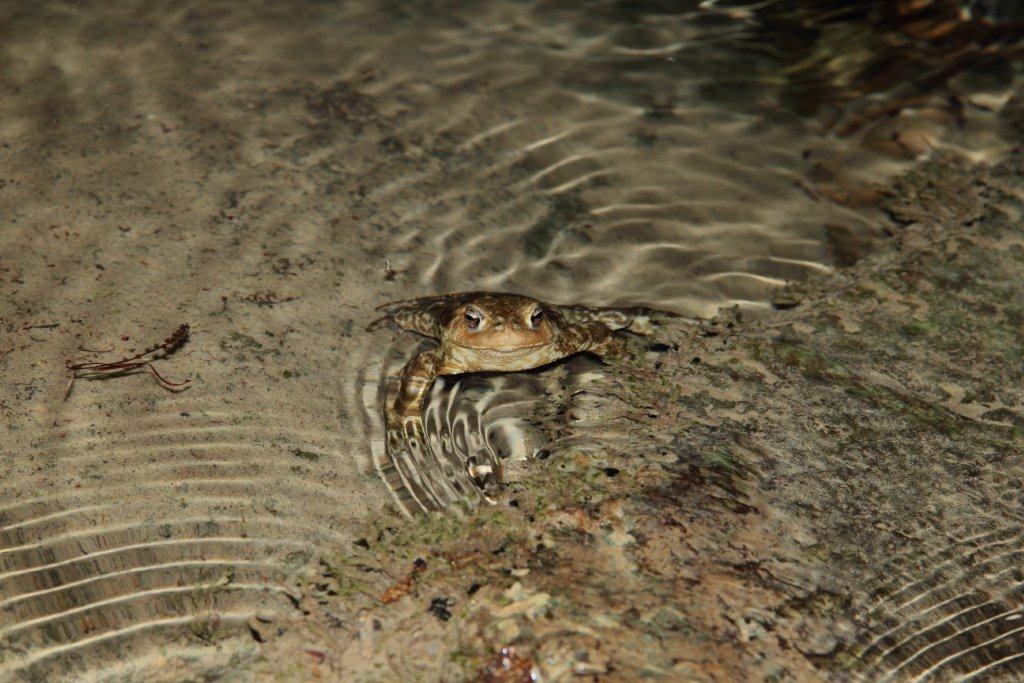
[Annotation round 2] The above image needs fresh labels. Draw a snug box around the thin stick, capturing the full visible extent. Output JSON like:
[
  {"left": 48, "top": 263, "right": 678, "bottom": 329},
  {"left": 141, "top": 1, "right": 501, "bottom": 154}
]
[{"left": 65, "top": 324, "right": 192, "bottom": 398}]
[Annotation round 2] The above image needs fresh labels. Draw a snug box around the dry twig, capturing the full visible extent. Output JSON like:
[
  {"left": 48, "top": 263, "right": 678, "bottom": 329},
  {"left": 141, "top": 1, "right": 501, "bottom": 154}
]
[{"left": 65, "top": 324, "right": 192, "bottom": 398}]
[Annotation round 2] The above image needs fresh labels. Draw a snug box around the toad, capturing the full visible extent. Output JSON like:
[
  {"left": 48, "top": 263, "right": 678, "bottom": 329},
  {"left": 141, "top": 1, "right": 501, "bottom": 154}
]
[{"left": 374, "top": 291, "right": 663, "bottom": 428}]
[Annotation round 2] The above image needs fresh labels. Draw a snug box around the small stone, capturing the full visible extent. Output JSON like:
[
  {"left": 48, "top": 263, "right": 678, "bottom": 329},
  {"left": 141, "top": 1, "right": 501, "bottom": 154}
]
[{"left": 428, "top": 597, "right": 453, "bottom": 621}]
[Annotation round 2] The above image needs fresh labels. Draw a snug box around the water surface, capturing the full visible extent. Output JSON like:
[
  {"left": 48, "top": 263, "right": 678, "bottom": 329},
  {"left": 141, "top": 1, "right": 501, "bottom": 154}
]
[{"left": 0, "top": 0, "right": 1020, "bottom": 679}]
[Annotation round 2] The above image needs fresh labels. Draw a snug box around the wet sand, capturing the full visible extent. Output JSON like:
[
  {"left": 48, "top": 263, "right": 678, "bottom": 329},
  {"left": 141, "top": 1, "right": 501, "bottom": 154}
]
[{"left": 1, "top": 1, "right": 1022, "bottom": 680}]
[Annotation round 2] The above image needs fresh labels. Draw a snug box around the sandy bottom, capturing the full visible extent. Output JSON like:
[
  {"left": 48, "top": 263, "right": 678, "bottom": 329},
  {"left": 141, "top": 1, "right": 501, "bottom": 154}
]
[{"left": 1, "top": 1, "right": 1021, "bottom": 680}]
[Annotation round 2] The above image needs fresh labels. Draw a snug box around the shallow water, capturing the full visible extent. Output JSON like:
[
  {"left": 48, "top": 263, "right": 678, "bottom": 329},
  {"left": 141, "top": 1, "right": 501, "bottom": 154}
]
[{"left": 1, "top": 0, "right": 1021, "bottom": 679}]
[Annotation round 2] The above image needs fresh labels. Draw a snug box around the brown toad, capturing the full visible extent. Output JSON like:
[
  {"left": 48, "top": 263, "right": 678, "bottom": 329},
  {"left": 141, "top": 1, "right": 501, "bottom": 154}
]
[{"left": 374, "top": 291, "right": 661, "bottom": 428}]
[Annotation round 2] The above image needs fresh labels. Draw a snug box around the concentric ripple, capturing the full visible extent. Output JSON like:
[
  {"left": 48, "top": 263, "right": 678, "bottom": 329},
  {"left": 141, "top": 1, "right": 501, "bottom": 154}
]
[
  {"left": 1, "top": 0, "right": 1021, "bottom": 679},
  {"left": 850, "top": 511, "right": 1024, "bottom": 681},
  {"left": 363, "top": 332, "right": 611, "bottom": 516}
]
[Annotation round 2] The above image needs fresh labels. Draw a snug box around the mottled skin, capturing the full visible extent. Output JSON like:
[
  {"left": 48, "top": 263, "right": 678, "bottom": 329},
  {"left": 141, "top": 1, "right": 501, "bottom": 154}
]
[{"left": 374, "top": 291, "right": 658, "bottom": 428}]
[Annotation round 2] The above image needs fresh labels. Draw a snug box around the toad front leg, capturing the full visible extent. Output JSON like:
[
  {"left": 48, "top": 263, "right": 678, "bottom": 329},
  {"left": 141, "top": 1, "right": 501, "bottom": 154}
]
[
  {"left": 560, "top": 321, "right": 629, "bottom": 360},
  {"left": 552, "top": 304, "right": 659, "bottom": 335},
  {"left": 390, "top": 346, "right": 445, "bottom": 426}
]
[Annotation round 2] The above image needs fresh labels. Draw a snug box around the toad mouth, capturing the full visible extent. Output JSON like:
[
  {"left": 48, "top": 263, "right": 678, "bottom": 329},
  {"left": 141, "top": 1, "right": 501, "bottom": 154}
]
[{"left": 450, "top": 340, "right": 552, "bottom": 351}]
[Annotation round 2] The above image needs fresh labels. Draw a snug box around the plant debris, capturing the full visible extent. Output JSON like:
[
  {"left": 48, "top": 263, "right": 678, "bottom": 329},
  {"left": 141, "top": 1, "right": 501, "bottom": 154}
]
[
  {"left": 379, "top": 557, "right": 427, "bottom": 604},
  {"left": 241, "top": 291, "right": 298, "bottom": 307},
  {"left": 64, "top": 324, "right": 192, "bottom": 398}
]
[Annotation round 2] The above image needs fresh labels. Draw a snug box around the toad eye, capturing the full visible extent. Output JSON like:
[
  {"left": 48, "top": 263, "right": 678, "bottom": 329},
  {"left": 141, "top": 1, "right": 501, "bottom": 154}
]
[
  {"left": 465, "top": 308, "right": 482, "bottom": 330},
  {"left": 529, "top": 308, "right": 544, "bottom": 328}
]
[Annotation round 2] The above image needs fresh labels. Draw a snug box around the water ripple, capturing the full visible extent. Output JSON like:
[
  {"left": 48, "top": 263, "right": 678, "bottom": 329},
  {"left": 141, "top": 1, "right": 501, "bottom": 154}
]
[{"left": 1, "top": 0, "right": 1021, "bottom": 678}]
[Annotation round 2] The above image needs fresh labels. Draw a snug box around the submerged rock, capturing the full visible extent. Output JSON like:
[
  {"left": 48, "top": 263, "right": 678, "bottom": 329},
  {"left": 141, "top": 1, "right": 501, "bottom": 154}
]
[{"left": 246, "top": 151, "right": 1024, "bottom": 681}]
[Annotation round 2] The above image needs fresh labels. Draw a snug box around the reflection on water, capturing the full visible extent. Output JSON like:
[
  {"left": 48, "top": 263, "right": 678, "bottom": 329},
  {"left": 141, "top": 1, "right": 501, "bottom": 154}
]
[
  {"left": 350, "top": 0, "right": 1019, "bottom": 320},
  {"left": 358, "top": 0, "right": 1024, "bottom": 514},
  {"left": 365, "top": 333, "right": 608, "bottom": 516},
  {"left": 1, "top": 0, "right": 1023, "bottom": 679}
]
